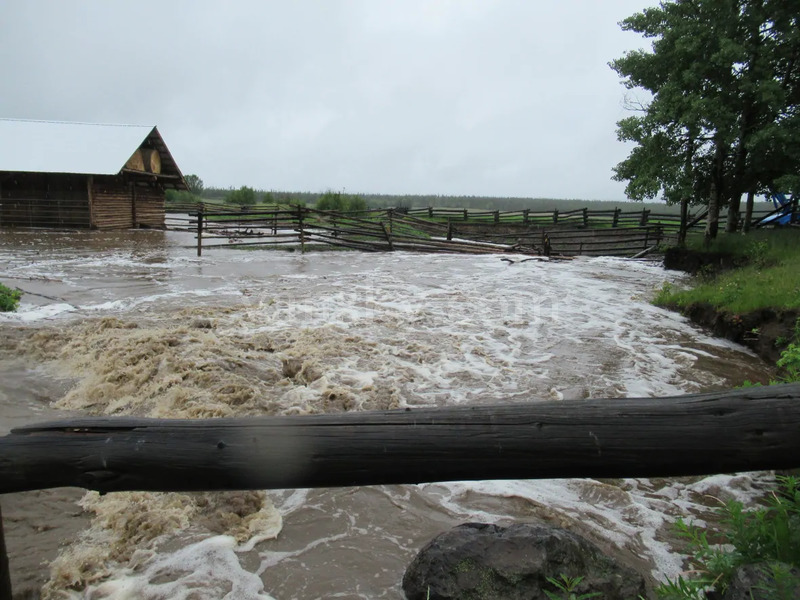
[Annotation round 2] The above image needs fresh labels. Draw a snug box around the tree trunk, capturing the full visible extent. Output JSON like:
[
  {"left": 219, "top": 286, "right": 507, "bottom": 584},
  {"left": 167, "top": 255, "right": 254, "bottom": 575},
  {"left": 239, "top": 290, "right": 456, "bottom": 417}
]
[
  {"left": 705, "top": 138, "right": 727, "bottom": 244},
  {"left": 743, "top": 190, "right": 756, "bottom": 233},
  {"left": 678, "top": 197, "right": 689, "bottom": 246},
  {"left": 0, "top": 384, "right": 799, "bottom": 495},
  {"left": 680, "top": 129, "right": 696, "bottom": 247},
  {"left": 705, "top": 184, "right": 721, "bottom": 244},
  {"left": 726, "top": 193, "right": 742, "bottom": 233}
]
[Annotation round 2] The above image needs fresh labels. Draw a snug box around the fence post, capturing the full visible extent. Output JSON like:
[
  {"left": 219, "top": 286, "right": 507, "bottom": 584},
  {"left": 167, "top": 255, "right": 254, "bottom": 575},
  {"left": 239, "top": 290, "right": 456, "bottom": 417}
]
[
  {"left": 553, "top": 209, "right": 559, "bottom": 224},
  {"left": 582, "top": 208, "right": 589, "bottom": 228},
  {"left": 382, "top": 222, "right": 394, "bottom": 250},
  {"left": 298, "top": 206, "right": 305, "bottom": 254},
  {"left": 428, "top": 207, "right": 434, "bottom": 218},
  {"left": 640, "top": 209, "right": 650, "bottom": 226},
  {"left": 196, "top": 208, "right": 203, "bottom": 257},
  {"left": 613, "top": 208, "right": 620, "bottom": 228},
  {"left": 0, "top": 504, "right": 11, "bottom": 600},
  {"left": 494, "top": 210, "right": 500, "bottom": 224},
  {"left": 447, "top": 221, "right": 453, "bottom": 241},
  {"left": 522, "top": 209, "right": 529, "bottom": 224},
  {"left": 463, "top": 208, "right": 468, "bottom": 221},
  {"left": 387, "top": 208, "right": 394, "bottom": 234}
]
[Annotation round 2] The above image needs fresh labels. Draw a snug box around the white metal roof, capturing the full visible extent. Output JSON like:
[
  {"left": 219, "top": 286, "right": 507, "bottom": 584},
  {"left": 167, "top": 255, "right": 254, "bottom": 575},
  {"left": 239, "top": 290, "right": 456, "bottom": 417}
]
[{"left": 0, "top": 118, "right": 155, "bottom": 175}]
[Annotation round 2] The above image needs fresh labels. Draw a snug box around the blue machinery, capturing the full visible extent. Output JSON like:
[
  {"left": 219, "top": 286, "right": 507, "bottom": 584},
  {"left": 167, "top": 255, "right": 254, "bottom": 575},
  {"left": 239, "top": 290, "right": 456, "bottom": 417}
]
[{"left": 758, "top": 192, "right": 798, "bottom": 226}]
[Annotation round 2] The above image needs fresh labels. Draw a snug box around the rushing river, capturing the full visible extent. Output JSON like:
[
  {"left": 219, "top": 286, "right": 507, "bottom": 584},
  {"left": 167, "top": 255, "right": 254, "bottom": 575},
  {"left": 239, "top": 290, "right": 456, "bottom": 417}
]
[{"left": 0, "top": 229, "right": 774, "bottom": 599}]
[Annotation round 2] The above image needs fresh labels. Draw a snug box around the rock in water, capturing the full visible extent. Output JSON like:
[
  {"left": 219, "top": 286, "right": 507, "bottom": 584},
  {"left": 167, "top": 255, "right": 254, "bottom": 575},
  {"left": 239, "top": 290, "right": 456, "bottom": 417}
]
[
  {"left": 402, "top": 522, "right": 646, "bottom": 600},
  {"left": 722, "top": 562, "right": 800, "bottom": 600}
]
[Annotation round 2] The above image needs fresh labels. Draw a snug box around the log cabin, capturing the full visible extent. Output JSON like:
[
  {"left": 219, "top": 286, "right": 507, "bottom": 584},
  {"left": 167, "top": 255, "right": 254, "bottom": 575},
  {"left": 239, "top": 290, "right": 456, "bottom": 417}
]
[{"left": 0, "top": 118, "right": 188, "bottom": 229}]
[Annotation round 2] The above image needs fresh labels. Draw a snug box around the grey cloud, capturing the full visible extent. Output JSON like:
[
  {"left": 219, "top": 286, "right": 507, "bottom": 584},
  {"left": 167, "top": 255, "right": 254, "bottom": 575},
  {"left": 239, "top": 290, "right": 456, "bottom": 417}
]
[{"left": 0, "top": 0, "right": 651, "bottom": 199}]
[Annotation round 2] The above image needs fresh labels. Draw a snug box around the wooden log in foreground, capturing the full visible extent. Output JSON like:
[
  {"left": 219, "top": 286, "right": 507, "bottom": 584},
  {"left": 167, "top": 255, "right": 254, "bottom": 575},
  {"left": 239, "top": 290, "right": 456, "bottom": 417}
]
[
  {"left": 0, "top": 504, "right": 9, "bottom": 600},
  {"left": 1, "top": 384, "right": 799, "bottom": 495}
]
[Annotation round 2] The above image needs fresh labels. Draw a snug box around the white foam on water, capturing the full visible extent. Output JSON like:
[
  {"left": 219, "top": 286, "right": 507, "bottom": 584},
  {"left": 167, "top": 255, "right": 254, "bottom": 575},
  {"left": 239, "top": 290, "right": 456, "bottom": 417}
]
[
  {"left": 0, "top": 302, "right": 77, "bottom": 322},
  {"left": 79, "top": 536, "right": 277, "bottom": 600}
]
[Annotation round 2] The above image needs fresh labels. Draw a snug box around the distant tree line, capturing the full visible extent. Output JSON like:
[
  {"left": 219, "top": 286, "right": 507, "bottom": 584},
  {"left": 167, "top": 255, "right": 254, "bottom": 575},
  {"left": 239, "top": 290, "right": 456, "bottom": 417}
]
[
  {"left": 169, "top": 177, "right": 772, "bottom": 215},
  {"left": 168, "top": 175, "right": 776, "bottom": 216}
]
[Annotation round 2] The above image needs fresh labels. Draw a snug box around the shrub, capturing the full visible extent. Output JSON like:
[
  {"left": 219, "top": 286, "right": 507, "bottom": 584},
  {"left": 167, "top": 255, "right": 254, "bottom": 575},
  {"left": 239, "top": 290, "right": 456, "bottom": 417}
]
[
  {"left": 777, "top": 341, "right": 800, "bottom": 382},
  {"left": 0, "top": 282, "right": 21, "bottom": 312},
  {"left": 656, "top": 475, "right": 800, "bottom": 599},
  {"left": 316, "top": 190, "right": 367, "bottom": 212}
]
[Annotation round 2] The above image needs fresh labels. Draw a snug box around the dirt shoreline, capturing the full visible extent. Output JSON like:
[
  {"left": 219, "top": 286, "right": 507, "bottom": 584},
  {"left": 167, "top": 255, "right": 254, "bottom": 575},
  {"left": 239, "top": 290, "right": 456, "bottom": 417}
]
[{"left": 662, "top": 247, "right": 798, "bottom": 367}]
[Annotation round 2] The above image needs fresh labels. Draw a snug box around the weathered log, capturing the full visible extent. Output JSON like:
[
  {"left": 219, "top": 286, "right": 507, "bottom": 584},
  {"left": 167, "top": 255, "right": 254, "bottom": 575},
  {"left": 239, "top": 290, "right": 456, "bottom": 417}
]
[
  {"left": 0, "top": 504, "right": 10, "bottom": 600},
  {"left": 1, "top": 385, "right": 799, "bottom": 495},
  {"left": 124, "top": 148, "right": 145, "bottom": 171},
  {"left": 140, "top": 148, "right": 161, "bottom": 174}
]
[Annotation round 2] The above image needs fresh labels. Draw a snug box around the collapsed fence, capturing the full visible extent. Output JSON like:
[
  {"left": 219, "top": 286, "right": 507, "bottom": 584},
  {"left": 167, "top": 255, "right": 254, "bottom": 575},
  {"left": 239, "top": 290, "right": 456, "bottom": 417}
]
[
  {"left": 166, "top": 205, "right": 673, "bottom": 258},
  {"left": 2, "top": 383, "right": 799, "bottom": 598}
]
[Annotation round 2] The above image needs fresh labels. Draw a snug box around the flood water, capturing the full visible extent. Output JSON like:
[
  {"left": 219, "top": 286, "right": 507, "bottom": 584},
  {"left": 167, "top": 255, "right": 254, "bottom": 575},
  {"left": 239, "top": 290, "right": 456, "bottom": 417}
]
[{"left": 0, "top": 229, "right": 775, "bottom": 599}]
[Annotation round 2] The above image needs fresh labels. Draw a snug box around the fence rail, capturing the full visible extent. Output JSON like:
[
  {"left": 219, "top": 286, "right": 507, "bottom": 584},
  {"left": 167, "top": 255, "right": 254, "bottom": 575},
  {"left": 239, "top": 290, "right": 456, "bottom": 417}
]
[
  {"left": 172, "top": 205, "right": 671, "bottom": 258},
  {"left": 2, "top": 385, "right": 797, "bottom": 495},
  {"left": 1, "top": 384, "right": 798, "bottom": 598}
]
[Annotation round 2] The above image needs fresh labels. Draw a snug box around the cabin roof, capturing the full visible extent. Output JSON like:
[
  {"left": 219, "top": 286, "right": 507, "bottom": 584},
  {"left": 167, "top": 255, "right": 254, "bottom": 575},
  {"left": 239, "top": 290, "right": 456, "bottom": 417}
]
[{"left": 0, "top": 119, "right": 187, "bottom": 188}]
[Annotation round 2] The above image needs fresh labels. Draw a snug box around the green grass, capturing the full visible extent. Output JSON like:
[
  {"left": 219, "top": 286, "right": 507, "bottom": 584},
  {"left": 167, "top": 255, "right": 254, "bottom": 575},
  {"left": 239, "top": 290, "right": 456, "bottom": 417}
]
[
  {"left": 655, "top": 230, "right": 800, "bottom": 314},
  {"left": 544, "top": 575, "right": 602, "bottom": 600},
  {"left": 655, "top": 475, "right": 800, "bottom": 599}
]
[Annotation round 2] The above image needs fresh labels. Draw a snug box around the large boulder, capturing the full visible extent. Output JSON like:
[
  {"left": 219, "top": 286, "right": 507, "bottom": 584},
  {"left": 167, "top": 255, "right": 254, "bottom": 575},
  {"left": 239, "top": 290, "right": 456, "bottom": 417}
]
[
  {"left": 722, "top": 562, "right": 800, "bottom": 600},
  {"left": 402, "top": 522, "right": 647, "bottom": 600}
]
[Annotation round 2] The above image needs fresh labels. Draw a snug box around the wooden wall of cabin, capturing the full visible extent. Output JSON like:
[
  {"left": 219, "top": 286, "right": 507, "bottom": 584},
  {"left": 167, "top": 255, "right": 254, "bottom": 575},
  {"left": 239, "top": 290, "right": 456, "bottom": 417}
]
[
  {"left": 0, "top": 173, "right": 91, "bottom": 227},
  {"left": 0, "top": 173, "right": 166, "bottom": 230},
  {"left": 133, "top": 183, "right": 166, "bottom": 228},
  {"left": 92, "top": 176, "right": 166, "bottom": 229},
  {"left": 91, "top": 177, "right": 133, "bottom": 229}
]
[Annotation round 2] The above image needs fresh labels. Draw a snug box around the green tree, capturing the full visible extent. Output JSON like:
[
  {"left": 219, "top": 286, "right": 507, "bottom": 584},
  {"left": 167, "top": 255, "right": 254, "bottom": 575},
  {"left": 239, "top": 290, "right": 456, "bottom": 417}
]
[
  {"left": 315, "top": 190, "right": 344, "bottom": 211},
  {"left": 184, "top": 174, "right": 204, "bottom": 197},
  {"left": 225, "top": 186, "right": 257, "bottom": 206},
  {"left": 316, "top": 190, "right": 367, "bottom": 212},
  {"left": 344, "top": 194, "right": 367, "bottom": 212},
  {"left": 611, "top": 0, "right": 800, "bottom": 241}
]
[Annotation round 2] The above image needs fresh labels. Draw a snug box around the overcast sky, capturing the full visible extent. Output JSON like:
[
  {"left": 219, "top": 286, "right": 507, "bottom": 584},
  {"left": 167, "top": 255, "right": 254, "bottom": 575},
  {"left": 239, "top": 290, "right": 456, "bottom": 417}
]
[{"left": 0, "top": 1, "right": 655, "bottom": 200}]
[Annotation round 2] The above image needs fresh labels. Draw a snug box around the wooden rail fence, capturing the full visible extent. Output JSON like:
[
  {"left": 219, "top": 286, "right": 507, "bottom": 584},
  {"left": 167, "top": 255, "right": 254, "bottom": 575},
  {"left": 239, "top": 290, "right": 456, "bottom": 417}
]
[
  {"left": 2, "top": 384, "right": 799, "bottom": 598},
  {"left": 166, "top": 205, "right": 673, "bottom": 258}
]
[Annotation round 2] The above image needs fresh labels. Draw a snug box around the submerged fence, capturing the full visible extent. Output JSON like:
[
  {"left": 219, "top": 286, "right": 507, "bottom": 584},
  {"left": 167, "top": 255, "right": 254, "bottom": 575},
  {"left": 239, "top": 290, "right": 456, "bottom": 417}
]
[{"left": 166, "top": 205, "right": 675, "bottom": 258}]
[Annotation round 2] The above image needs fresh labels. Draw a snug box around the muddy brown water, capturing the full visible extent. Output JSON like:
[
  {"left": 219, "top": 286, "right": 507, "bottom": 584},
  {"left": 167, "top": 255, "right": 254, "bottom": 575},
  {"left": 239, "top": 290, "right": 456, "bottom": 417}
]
[
  {"left": 0, "top": 229, "right": 775, "bottom": 599},
  {"left": 0, "top": 359, "right": 88, "bottom": 597}
]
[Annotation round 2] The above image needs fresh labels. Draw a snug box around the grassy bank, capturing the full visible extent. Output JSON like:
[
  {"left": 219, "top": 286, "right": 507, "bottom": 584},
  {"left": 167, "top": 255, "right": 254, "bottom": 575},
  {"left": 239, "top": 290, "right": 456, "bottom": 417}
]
[
  {"left": 655, "top": 228, "right": 800, "bottom": 381},
  {"left": 655, "top": 230, "right": 800, "bottom": 314}
]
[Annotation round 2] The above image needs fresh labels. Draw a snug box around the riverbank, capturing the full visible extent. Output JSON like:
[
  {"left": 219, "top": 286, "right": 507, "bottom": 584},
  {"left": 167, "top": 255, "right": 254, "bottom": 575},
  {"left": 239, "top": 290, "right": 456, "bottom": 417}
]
[{"left": 656, "top": 229, "right": 800, "bottom": 374}]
